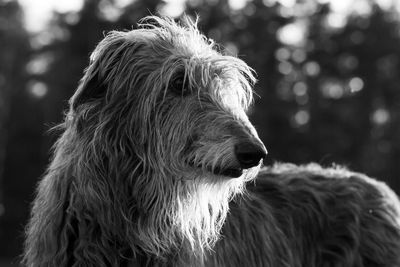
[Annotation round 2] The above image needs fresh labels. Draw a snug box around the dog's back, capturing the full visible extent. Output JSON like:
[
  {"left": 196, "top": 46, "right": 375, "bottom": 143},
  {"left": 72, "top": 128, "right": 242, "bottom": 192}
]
[{"left": 208, "top": 163, "right": 400, "bottom": 267}]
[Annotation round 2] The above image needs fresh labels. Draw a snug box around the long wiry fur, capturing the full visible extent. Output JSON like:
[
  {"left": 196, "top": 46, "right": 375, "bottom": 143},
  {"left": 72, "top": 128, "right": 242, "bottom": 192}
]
[
  {"left": 23, "top": 16, "right": 400, "bottom": 267},
  {"left": 208, "top": 163, "right": 400, "bottom": 267}
]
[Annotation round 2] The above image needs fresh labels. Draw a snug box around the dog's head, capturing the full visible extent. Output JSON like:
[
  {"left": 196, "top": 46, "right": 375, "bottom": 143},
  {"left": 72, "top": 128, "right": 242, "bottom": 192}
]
[
  {"left": 69, "top": 16, "right": 266, "bottom": 182},
  {"left": 67, "top": 16, "right": 266, "bottom": 257}
]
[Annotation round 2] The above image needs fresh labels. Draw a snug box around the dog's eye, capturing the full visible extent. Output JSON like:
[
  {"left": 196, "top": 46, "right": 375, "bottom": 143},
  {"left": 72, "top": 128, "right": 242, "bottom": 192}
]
[{"left": 170, "top": 75, "right": 191, "bottom": 96}]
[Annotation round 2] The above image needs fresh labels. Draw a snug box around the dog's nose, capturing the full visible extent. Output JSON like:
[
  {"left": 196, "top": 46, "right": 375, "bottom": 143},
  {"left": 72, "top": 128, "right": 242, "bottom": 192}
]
[{"left": 235, "top": 141, "right": 267, "bottom": 169}]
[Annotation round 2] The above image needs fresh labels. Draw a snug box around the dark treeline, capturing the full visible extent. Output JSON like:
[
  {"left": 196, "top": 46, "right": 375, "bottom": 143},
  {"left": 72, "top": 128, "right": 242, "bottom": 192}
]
[{"left": 1, "top": 0, "right": 400, "bottom": 262}]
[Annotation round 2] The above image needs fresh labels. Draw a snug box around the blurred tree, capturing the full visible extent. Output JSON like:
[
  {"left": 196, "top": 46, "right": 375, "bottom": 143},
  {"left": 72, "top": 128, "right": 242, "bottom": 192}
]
[
  {"left": 278, "top": 2, "right": 400, "bottom": 191},
  {"left": 0, "top": 0, "right": 31, "bottom": 259},
  {"left": 302, "top": 3, "right": 400, "bottom": 190}
]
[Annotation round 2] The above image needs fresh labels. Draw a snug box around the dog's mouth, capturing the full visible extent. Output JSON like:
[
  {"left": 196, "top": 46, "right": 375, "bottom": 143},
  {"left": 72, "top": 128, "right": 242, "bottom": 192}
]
[
  {"left": 187, "top": 161, "right": 243, "bottom": 178},
  {"left": 211, "top": 166, "right": 243, "bottom": 178}
]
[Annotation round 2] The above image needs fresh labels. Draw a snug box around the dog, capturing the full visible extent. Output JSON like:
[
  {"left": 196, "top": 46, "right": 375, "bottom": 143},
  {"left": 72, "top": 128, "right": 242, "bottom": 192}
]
[{"left": 23, "top": 16, "right": 400, "bottom": 267}]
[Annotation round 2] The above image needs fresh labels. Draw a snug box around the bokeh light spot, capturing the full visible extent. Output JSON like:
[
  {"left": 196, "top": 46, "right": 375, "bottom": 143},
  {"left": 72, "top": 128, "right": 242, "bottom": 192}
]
[
  {"left": 292, "top": 49, "right": 306, "bottom": 63},
  {"left": 160, "top": 0, "right": 186, "bottom": 17},
  {"left": 303, "top": 61, "right": 320, "bottom": 76},
  {"left": 278, "top": 61, "right": 293, "bottom": 75},
  {"left": 27, "top": 81, "right": 48, "bottom": 99},
  {"left": 228, "top": 0, "right": 248, "bottom": 10},
  {"left": 372, "top": 108, "right": 390, "bottom": 125},
  {"left": 349, "top": 77, "right": 364, "bottom": 93},
  {"left": 292, "top": 110, "right": 310, "bottom": 127},
  {"left": 26, "top": 54, "right": 53, "bottom": 75},
  {"left": 321, "top": 80, "right": 344, "bottom": 99},
  {"left": 277, "top": 22, "right": 306, "bottom": 46},
  {"left": 275, "top": 47, "right": 291, "bottom": 61},
  {"left": 325, "top": 13, "right": 347, "bottom": 29},
  {"left": 293, "top": 82, "right": 307, "bottom": 96}
]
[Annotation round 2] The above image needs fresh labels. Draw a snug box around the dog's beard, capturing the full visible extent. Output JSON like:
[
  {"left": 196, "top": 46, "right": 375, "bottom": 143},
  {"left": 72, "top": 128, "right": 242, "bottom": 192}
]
[
  {"left": 134, "top": 166, "right": 259, "bottom": 260},
  {"left": 172, "top": 167, "right": 259, "bottom": 256}
]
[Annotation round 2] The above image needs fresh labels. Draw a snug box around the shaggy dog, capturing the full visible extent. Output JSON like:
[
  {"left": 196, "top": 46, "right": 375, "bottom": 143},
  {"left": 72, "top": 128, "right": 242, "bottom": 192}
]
[{"left": 23, "top": 16, "right": 400, "bottom": 266}]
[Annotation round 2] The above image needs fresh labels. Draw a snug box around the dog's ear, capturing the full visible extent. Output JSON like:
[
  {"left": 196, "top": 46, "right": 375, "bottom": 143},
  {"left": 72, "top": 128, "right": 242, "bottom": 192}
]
[
  {"left": 70, "top": 71, "right": 105, "bottom": 111},
  {"left": 69, "top": 32, "right": 127, "bottom": 112}
]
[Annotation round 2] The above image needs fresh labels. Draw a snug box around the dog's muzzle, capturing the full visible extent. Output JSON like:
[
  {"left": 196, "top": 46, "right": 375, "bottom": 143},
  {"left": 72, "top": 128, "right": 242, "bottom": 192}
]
[
  {"left": 188, "top": 139, "right": 267, "bottom": 178},
  {"left": 212, "top": 140, "right": 267, "bottom": 178}
]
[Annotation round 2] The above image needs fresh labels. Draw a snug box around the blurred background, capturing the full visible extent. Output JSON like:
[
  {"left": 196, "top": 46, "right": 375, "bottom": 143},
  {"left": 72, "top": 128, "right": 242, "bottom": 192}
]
[{"left": 1, "top": 0, "right": 400, "bottom": 265}]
